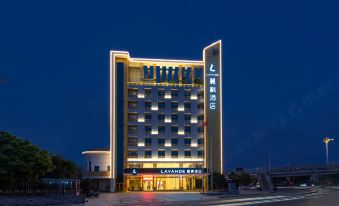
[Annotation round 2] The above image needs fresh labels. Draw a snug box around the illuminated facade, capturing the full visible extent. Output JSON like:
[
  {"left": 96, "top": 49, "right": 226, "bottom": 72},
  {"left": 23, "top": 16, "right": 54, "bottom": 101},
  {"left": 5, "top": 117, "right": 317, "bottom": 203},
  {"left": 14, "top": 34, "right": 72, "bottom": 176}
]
[
  {"left": 82, "top": 40, "right": 223, "bottom": 192},
  {"left": 109, "top": 40, "right": 223, "bottom": 192}
]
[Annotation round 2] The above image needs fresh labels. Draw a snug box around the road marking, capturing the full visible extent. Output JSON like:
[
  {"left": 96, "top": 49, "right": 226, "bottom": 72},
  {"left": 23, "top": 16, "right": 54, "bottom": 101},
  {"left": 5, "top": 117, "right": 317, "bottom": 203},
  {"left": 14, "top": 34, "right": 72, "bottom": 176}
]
[{"left": 213, "top": 192, "right": 323, "bottom": 206}]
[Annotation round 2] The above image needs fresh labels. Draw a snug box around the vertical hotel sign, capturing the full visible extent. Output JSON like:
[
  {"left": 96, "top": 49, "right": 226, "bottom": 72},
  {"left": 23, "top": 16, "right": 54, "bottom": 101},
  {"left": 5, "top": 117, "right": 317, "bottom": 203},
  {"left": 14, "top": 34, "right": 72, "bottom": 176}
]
[
  {"left": 204, "top": 40, "right": 222, "bottom": 173},
  {"left": 207, "top": 63, "right": 218, "bottom": 110}
]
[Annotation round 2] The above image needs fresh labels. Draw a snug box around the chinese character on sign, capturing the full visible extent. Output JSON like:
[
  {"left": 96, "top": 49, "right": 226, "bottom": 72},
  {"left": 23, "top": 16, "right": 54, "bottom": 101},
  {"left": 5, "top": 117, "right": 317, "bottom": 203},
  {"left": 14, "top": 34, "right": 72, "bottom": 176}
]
[
  {"left": 210, "top": 103, "right": 216, "bottom": 110},
  {"left": 210, "top": 94, "right": 216, "bottom": 101},
  {"left": 210, "top": 87, "right": 216, "bottom": 93},
  {"left": 210, "top": 78, "right": 215, "bottom": 84}
]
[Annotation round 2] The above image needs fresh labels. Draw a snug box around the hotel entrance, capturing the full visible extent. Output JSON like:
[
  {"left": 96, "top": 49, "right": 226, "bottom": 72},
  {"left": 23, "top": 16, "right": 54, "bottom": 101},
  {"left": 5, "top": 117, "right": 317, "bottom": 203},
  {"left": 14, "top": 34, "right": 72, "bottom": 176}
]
[
  {"left": 126, "top": 176, "right": 204, "bottom": 191},
  {"left": 143, "top": 177, "right": 153, "bottom": 191},
  {"left": 124, "top": 168, "right": 207, "bottom": 192}
]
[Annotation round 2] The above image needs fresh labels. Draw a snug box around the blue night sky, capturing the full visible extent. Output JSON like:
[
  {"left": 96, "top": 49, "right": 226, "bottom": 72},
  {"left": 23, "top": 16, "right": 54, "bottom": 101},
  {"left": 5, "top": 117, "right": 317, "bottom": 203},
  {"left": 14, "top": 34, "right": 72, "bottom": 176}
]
[{"left": 1, "top": 0, "right": 339, "bottom": 170}]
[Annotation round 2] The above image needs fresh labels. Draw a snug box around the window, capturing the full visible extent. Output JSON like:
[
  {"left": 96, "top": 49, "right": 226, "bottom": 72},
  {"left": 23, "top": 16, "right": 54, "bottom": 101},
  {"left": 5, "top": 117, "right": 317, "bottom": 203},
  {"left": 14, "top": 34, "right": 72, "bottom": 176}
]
[
  {"left": 197, "top": 150, "right": 204, "bottom": 157},
  {"left": 197, "top": 115, "right": 204, "bottom": 121},
  {"left": 158, "top": 150, "right": 165, "bottom": 158},
  {"left": 197, "top": 127, "right": 204, "bottom": 133},
  {"left": 184, "top": 150, "right": 191, "bottom": 158},
  {"left": 197, "top": 91, "right": 204, "bottom": 99},
  {"left": 158, "top": 113, "right": 165, "bottom": 121},
  {"left": 198, "top": 138, "right": 204, "bottom": 146},
  {"left": 145, "top": 101, "right": 152, "bottom": 109},
  {"left": 128, "top": 137, "right": 138, "bottom": 146},
  {"left": 145, "top": 150, "right": 152, "bottom": 158},
  {"left": 171, "top": 102, "right": 178, "bottom": 109},
  {"left": 185, "top": 126, "right": 191, "bottom": 133},
  {"left": 184, "top": 138, "right": 191, "bottom": 146},
  {"left": 128, "top": 150, "right": 138, "bottom": 158},
  {"left": 128, "top": 113, "right": 138, "bottom": 122},
  {"left": 145, "top": 125, "right": 152, "bottom": 134},
  {"left": 145, "top": 113, "right": 152, "bottom": 121},
  {"left": 158, "top": 126, "right": 165, "bottom": 134},
  {"left": 144, "top": 66, "right": 152, "bottom": 79},
  {"left": 158, "top": 89, "right": 165, "bottom": 97},
  {"left": 171, "top": 89, "right": 178, "bottom": 97},
  {"left": 171, "top": 138, "right": 178, "bottom": 146},
  {"left": 171, "top": 114, "right": 178, "bottom": 121},
  {"left": 171, "top": 126, "right": 178, "bottom": 133},
  {"left": 184, "top": 114, "right": 191, "bottom": 121},
  {"left": 158, "top": 102, "right": 165, "bottom": 109},
  {"left": 145, "top": 88, "right": 152, "bottom": 98},
  {"left": 145, "top": 138, "right": 152, "bottom": 146},
  {"left": 128, "top": 125, "right": 138, "bottom": 135},
  {"left": 184, "top": 102, "right": 191, "bottom": 109},
  {"left": 128, "top": 88, "right": 138, "bottom": 97},
  {"left": 171, "top": 151, "right": 178, "bottom": 158},
  {"left": 158, "top": 138, "right": 165, "bottom": 146},
  {"left": 94, "top": 166, "right": 100, "bottom": 172},
  {"left": 88, "top": 161, "right": 92, "bottom": 172},
  {"left": 197, "top": 103, "right": 204, "bottom": 110},
  {"left": 128, "top": 101, "right": 138, "bottom": 109},
  {"left": 184, "top": 90, "right": 191, "bottom": 99}
]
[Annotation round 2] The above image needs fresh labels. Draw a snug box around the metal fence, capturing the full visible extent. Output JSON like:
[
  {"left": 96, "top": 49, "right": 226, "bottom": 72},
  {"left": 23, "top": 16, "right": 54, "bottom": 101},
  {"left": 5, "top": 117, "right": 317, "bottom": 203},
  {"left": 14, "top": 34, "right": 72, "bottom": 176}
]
[{"left": 0, "top": 181, "right": 80, "bottom": 196}]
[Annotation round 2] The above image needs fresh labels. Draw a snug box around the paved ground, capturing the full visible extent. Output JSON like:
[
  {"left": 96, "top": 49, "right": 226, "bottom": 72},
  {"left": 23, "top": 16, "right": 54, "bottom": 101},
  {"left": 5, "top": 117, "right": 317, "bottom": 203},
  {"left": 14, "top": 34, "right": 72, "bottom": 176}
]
[
  {"left": 85, "top": 188, "right": 339, "bottom": 206},
  {"left": 83, "top": 187, "right": 339, "bottom": 206},
  {"left": 85, "top": 192, "right": 217, "bottom": 206}
]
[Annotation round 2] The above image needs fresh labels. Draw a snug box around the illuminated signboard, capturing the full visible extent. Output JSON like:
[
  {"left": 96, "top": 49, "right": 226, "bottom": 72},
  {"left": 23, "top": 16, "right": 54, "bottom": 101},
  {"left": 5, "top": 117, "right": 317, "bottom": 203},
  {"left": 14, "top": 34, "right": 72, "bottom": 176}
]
[
  {"left": 124, "top": 168, "right": 206, "bottom": 175},
  {"left": 203, "top": 40, "right": 223, "bottom": 174},
  {"left": 207, "top": 63, "right": 219, "bottom": 110}
]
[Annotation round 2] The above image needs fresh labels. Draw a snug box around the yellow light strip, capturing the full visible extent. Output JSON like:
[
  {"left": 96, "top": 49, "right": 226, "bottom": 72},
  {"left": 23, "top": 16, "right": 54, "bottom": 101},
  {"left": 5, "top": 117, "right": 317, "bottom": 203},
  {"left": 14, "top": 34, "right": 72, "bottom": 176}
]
[
  {"left": 109, "top": 51, "right": 115, "bottom": 179},
  {"left": 165, "top": 118, "right": 172, "bottom": 123},
  {"left": 190, "top": 95, "right": 197, "bottom": 100},
  {"left": 130, "top": 57, "right": 203, "bottom": 65},
  {"left": 138, "top": 117, "right": 145, "bottom": 123},
  {"left": 178, "top": 130, "right": 185, "bottom": 135},
  {"left": 138, "top": 142, "right": 145, "bottom": 147},
  {"left": 178, "top": 106, "right": 184, "bottom": 111},
  {"left": 151, "top": 130, "right": 158, "bottom": 135},
  {"left": 127, "top": 158, "right": 204, "bottom": 162},
  {"left": 191, "top": 117, "right": 198, "bottom": 124},
  {"left": 138, "top": 93, "right": 145, "bottom": 98},
  {"left": 219, "top": 41, "right": 223, "bottom": 173},
  {"left": 191, "top": 142, "right": 198, "bottom": 147}
]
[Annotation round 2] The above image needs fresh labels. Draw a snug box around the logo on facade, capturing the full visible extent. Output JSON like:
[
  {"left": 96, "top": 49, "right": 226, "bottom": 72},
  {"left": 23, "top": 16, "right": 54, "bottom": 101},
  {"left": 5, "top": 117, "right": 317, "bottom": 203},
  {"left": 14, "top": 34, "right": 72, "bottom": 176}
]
[
  {"left": 132, "top": 169, "right": 137, "bottom": 175},
  {"left": 160, "top": 169, "right": 202, "bottom": 174}
]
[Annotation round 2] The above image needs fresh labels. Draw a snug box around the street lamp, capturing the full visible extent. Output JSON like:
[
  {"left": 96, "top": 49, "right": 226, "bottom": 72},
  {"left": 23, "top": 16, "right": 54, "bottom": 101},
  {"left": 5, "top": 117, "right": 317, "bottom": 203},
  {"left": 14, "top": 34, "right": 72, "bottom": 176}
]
[{"left": 323, "top": 137, "right": 334, "bottom": 164}]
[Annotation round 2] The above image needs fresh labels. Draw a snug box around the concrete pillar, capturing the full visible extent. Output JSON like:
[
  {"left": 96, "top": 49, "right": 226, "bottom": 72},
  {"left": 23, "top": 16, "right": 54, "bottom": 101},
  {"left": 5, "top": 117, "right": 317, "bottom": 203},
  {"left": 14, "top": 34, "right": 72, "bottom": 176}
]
[
  {"left": 110, "top": 178, "right": 116, "bottom": 192},
  {"left": 192, "top": 66, "right": 195, "bottom": 84},
  {"left": 153, "top": 64, "right": 157, "bottom": 81},
  {"left": 179, "top": 65, "right": 182, "bottom": 84}
]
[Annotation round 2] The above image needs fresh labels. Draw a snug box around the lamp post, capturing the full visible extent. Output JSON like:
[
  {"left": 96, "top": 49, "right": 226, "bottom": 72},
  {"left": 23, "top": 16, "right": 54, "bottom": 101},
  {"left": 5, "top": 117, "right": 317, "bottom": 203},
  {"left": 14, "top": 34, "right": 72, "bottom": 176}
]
[{"left": 323, "top": 137, "right": 334, "bottom": 164}]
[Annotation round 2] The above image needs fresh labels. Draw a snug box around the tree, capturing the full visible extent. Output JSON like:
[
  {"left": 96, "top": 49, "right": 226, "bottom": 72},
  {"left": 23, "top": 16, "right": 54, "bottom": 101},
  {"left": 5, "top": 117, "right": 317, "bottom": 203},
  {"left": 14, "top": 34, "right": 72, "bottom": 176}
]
[
  {"left": 211, "top": 172, "right": 227, "bottom": 190},
  {"left": 238, "top": 172, "right": 251, "bottom": 186},
  {"left": 0, "top": 132, "right": 54, "bottom": 184},
  {"left": 45, "top": 155, "right": 80, "bottom": 178}
]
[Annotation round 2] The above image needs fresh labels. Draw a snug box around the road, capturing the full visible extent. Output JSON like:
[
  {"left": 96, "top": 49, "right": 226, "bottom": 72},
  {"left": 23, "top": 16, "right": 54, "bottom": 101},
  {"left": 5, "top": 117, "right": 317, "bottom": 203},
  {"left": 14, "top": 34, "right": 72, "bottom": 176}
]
[{"left": 84, "top": 187, "right": 339, "bottom": 206}]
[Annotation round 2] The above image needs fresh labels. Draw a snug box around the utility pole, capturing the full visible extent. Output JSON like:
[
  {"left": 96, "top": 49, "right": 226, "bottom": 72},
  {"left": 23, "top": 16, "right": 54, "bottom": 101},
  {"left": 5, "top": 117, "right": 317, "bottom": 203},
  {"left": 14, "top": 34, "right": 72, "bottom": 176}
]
[
  {"left": 323, "top": 137, "right": 334, "bottom": 164},
  {"left": 202, "top": 159, "right": 205, "bottom": 193},
  {"left": 268, "top": 154, "right": 271, "bottom": 176},
  {"left": 210, "top": 128, "right": 213, "bottom": 191}
]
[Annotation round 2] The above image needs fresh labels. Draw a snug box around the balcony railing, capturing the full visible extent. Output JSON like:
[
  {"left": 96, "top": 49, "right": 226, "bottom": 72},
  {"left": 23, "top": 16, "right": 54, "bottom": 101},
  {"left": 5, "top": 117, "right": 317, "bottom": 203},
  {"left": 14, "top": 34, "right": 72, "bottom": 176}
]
[{"left": 82, "top": 171, "right": 110, "bottom": 178}]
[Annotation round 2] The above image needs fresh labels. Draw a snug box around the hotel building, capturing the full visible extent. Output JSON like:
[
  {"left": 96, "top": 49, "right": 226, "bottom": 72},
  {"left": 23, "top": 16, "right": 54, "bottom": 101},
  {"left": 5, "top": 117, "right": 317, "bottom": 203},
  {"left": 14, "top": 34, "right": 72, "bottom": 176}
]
[{"left": 82, "top": 40, "right": 223, "bottom": 192}]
